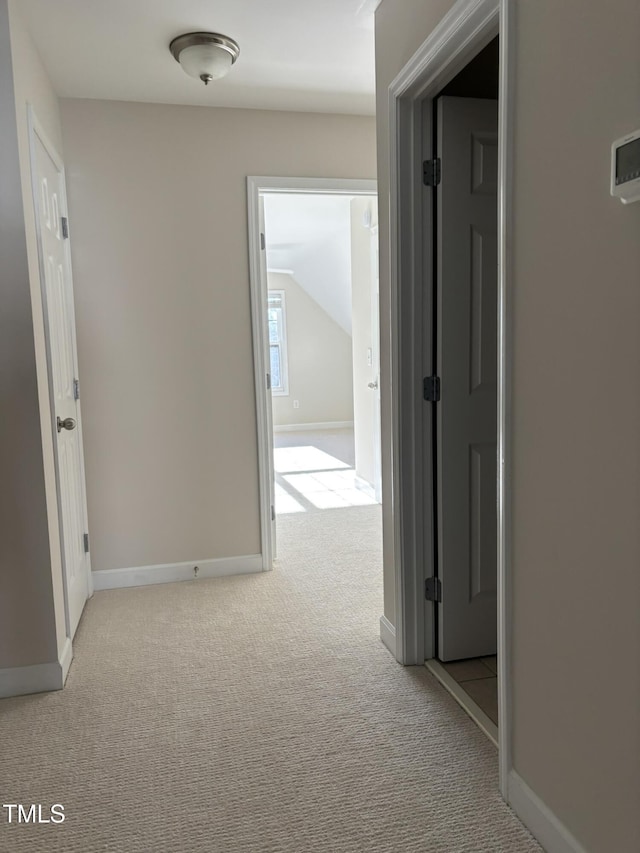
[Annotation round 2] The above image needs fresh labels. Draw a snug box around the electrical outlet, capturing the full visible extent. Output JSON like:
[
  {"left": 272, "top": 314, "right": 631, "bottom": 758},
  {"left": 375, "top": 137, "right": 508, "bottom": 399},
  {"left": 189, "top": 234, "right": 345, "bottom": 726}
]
[{"left": 293, "top": 400, "right": 300, "bottom": 409}]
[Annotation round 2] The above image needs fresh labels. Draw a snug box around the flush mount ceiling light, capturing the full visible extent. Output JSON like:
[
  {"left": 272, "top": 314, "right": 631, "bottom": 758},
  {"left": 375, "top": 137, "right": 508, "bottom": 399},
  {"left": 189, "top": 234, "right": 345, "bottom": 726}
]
[{"left": 169, "top": 32, "right": 240, "bottom": 86}]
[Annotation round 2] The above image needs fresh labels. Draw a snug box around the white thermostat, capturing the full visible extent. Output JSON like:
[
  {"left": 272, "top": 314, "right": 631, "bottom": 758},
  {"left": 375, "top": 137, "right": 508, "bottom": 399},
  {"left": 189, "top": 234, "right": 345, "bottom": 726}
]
[{"left": 611, "top": 129, "right": 640, "bottom": 204}]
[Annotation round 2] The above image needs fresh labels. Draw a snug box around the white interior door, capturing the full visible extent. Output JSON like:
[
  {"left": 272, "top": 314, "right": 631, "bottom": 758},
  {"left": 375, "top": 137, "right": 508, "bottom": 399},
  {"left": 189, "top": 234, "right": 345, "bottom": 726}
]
[
  {"left": 370, "top": 223, "right": 382, "bottom": 503},
  {"left": 31, "top": 119, "right": 91, "bottom": 638},
  {"left": 259, "top": 194, "right": 277, "bottom": 559},
  {"left": 436, "top": 96, "right": 498, "bottom": 661}
]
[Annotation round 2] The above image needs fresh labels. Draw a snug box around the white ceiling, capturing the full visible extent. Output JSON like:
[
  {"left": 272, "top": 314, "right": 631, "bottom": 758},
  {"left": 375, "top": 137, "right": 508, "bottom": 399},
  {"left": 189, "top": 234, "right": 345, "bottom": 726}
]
[{"left": 19, "top": 0, "right": 379, "bottom": 115}]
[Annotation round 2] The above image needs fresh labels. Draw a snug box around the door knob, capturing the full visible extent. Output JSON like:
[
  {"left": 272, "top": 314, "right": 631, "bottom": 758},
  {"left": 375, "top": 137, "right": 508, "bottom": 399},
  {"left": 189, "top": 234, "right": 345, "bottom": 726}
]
[
  {"left": 57, "top": 416, "right": 77, "bottom": 433},
  {"left": 367, "top": 380, "right": 379, "bottom": 390}
]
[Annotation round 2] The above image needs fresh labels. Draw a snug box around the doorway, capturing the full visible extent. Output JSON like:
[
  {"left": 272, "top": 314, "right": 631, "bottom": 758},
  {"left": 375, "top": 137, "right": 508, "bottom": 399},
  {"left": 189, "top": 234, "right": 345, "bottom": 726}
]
[
  {"left": 264, "top": 191, "right": 380, "bottom": 533},
  {"left": 247, "top": 177, "right": 379, "bottom": 569},
  {"left": 388, "top": 0, "right": 513, "bottom": 789},
  {"left": 425, "top": 38, "right": 500, "bottom": 739}
]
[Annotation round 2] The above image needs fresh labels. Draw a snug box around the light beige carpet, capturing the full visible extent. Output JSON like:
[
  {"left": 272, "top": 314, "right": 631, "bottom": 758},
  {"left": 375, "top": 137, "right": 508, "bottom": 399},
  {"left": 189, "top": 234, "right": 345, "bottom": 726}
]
[{"left": 0, "top": 506, "right": 540, "bottom": 852}]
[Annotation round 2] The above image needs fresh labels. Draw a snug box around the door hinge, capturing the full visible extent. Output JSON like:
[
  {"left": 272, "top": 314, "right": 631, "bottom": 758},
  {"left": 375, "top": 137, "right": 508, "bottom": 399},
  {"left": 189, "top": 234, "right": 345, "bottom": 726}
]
[
  {"left": 260, "top": 232, "right": 266, "bottom": 251},
  {"left": 423, "top": 158, "right": 441, "bottom": 187},
  {"left": 73, "top": 378, "right": 80, "bottom": 400},
  {"left": 83, "top": 532, "right": 90, "bottom": 553},
  {"left": 61, "top": 216, "right": 69, "bottom": 239},
  {"left": 425, "top": 577, "right": 442, "bottom": 602},
  {"left": 266, "top": 372, "right": 271, "bottom": 391},
  {"left": 271, "top": 505, "right": 275, "bottom": 522},
  {"left": 423, "top": 375, "right": 441, "bottom": 402}
]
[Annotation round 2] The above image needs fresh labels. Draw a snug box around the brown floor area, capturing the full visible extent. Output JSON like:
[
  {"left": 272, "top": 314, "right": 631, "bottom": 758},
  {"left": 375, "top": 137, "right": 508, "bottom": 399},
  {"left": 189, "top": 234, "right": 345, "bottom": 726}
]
[{"left": 442, "top": 656, "right": 498, "bottom": 725}]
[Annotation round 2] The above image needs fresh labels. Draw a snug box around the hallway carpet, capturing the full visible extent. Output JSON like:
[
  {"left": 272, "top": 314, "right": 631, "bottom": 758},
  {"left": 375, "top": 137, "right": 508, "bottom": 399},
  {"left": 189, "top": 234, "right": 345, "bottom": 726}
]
[{"left": 0, "top": 507, "right": 539, "bottom": 852}]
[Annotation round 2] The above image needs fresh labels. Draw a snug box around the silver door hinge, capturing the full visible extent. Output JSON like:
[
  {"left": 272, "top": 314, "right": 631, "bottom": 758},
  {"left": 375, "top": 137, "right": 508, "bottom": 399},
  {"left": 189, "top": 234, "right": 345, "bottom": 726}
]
[
  {"left": 423, "top": 375, "right": 441, "bottom": 402},
  {"left": 423, "top": 158, "right": 441, "bottom": 187},
  {"left": 271, "top": 505, "right": 275, "bottom": 522},
  {"left": 61, "top": 216, "right": 69, "bottom": 239},
  {"left": 425, "top": 577, "right": 442, "bottom": 602},
  {"left": 73, "top": 378, "right": 80, "bottom": 400},
  {"left": 266, "top": 373, "right": 271, "bottom": 391},
  {"left": 83, "top": 532, "right": 90, "bottom": 553},
  {"left": 260, "top": 232, "right": 266, "bottom": 251}
]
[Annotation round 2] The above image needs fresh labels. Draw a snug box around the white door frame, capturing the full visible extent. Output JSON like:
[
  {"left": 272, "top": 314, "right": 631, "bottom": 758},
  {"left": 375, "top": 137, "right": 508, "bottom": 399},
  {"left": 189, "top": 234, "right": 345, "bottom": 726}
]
[
  {"left": 247, "top": 176, "right": 378, "bottom": 570},
  {"left": 27, "top": 105, "right": 93, "bottom": 641},
  {"left": 388, "top": 0, "right": 513, "bottom": 794}
]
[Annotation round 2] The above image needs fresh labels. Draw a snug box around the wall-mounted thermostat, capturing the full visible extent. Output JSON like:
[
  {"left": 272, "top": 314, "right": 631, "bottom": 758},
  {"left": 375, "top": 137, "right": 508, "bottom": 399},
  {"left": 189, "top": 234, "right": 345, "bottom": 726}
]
[{"left": 611, "top": 129, "right": 640, "bottom": 204}]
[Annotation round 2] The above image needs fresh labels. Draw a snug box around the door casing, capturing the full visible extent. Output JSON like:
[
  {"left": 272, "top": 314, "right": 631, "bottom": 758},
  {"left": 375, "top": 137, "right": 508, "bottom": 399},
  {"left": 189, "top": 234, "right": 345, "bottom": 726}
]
[{"left": 387, "top": 0, "right": 514, "bottom": 795}]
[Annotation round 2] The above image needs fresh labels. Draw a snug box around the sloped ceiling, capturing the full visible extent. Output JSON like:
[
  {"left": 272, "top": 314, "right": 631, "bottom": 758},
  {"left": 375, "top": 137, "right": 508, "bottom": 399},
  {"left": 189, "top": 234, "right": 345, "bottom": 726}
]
[{"left": 264, "top": 194, "right": 357, "bottom": 334}]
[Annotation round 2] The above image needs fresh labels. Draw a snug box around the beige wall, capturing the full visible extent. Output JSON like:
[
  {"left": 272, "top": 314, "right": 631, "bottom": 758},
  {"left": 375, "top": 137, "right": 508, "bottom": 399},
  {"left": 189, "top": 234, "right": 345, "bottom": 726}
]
[
  {"left": 269, "top": 273, "right": 354, "bottom": 427},
  {"left": 376, "top": 1, "right": 640, "bottom": 850},
  {"left": 60, "top": 99, "right": 376, "bottom": 572},
  {"left": 0, "top": 0, "right": 67, "bottom": 669},
  {"left": 350, "top": 196, "right": 378, "bottom": 486}
]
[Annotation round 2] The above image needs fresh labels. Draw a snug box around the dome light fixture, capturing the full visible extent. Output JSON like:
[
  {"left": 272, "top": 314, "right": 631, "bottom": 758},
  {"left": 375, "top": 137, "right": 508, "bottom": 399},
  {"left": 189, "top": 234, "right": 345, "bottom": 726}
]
[{"left": 169, "top": 32, "right": 240, "bottom": 86}]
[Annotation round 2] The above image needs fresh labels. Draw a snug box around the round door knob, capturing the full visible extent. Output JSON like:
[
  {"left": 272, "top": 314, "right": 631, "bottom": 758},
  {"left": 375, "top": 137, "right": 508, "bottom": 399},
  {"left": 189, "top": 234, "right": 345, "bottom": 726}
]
[
  {"left": 367, "top": 380, "right": 379, "bottom": 390},
  {"left": 57, "top": 416, "right": 77, "bottom": 433}
]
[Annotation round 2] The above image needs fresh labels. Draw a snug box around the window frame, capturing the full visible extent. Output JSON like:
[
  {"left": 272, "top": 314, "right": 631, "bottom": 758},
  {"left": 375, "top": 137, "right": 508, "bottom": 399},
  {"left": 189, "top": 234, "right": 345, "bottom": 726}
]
[{"left": 267, "top": 290, "right": 289, "bottom": 397}]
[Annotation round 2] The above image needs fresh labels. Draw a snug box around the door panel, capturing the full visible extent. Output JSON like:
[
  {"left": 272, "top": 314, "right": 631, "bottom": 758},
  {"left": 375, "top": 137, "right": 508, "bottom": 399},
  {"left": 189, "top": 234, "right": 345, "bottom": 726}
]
[
  {"left": 437, "top": 96, "right": 498, "bottom": 662},
  {"left": 259, "top": 194, "right": 277, "bottom": 559},
  {"left": 33, "top": 129, "right": 90, "bottom": 638},
  {"left": 370, "top": 221, "right": 382, "bottom": 503}
]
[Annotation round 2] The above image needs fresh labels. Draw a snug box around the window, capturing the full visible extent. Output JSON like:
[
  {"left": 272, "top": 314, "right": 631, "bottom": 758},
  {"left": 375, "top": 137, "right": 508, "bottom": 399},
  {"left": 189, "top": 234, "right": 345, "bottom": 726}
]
[{"left": 268, "top": 291, "right": 289, "bottom": 396}]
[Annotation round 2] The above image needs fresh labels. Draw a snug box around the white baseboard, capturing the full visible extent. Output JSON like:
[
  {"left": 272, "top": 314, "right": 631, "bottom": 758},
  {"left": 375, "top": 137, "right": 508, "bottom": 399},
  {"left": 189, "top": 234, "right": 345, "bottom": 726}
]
[
  {"left": 93, "top": 554, "right": 263, "bottom": 591},
  {"left": 379, "top": 615, "right": 396, "bottom": 657},
  {"left": 508, "top": 770, "right": 587, "bottom": 853},
  {"left": 273, "top": 421, "right": 354, "bottom": 433},
  {"left": 355, "top": 476, "right": 376, "bottom": 499},
  {"left": 59, "top": 637, "right": 73, "bottom": 685},
  {"left": 0, "top": 637, "right": 72, "bottom": 699}
]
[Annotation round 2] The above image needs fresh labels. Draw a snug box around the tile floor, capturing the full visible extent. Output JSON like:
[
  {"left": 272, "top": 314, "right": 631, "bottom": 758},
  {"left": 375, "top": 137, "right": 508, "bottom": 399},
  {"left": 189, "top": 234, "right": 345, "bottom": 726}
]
[
  {"left": 442, "top": 656, "right": 498, "bottom": 725},
  {"left": 273, "top": 428, "right": 379, "bottom": 515}
]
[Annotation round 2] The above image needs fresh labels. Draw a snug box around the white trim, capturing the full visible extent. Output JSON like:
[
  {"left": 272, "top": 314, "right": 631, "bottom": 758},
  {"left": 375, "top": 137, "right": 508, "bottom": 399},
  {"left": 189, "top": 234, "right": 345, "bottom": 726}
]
[
  {"left": 247, "top": 176, "right": 377, "bottom": 574},
  {"left": 388, "top": 0, "right": 500, "bottom": 661},
  {"left": 27, "top": 105, "right": 93, "bottom": 643},
  {"left": 497, "top": 0, "right": 515, "bottom": 796},
  {"left": 425, "top": 659, "right": 498, "bottom": 748},
  {"left": 268, "top": 288, "right": 290, "bottom": 396},
  {"left": 354, "top": 476, "right": 376, "bottom": 499},
  {"left": 59, "top": 636, "right": 73, "bottom": 685},
  {"left": 0, "top": 638, "right": 72, "bottom": 699},
  {"left": 379, "top": 615, "right": 396, "bottom": 656},
  {"left": 248, "top": 176, "right": 378, "bottom": 196},
  {"left": 388, "top": 0, "right": 515, "bottom": 809},
  {"left": 273, "top": 421, "right": 354, "bottom": 433},
  {"left": 507, "top": 771, "right": 588, "bottom": 853},
  {"left": 247, "top": 180, "right": 275, "bottom": 570},
  {"left": 92, "top": 554, "right": 262, "bottom": 591}
]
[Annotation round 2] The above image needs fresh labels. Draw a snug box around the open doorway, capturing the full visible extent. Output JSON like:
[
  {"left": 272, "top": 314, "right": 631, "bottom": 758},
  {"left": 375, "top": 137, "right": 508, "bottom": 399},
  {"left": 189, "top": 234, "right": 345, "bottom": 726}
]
[
  {"left": 264, "top": 191, "right": 381, "bottom": 525},
  {"left": 424, "top": 37, "right": 501, "bottom": 741},
  {"left": 247, "top": 177, "right": 380, "bottom": 568}
]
